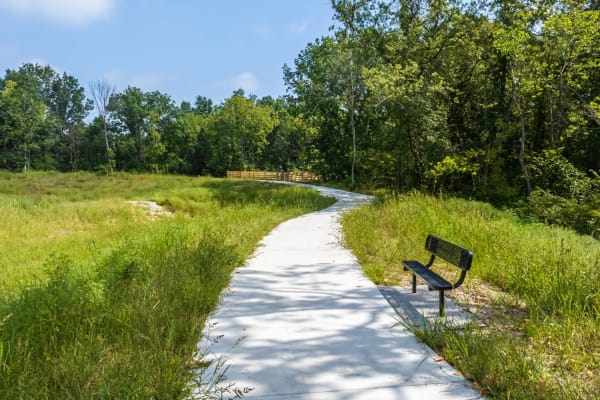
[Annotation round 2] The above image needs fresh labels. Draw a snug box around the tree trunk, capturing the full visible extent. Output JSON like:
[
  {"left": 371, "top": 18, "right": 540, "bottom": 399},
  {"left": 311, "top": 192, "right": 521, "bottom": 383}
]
[
  {"left": 240, "top": 133, "right": 246, "bottom": 168},
  {"left": 137, "top": 130, "right": 145, "bottom": 164},
  {"left": 350, "top": 109, "right": 356, "bottom": 187},
  {"left": 89, "top": 81, "right": 115, "bottom": 174},
  {"left": 510, "top": 64, "right": 532, "bottom": 194},
  {"left": 102, "top": 116, "right": 113, "bottom": 174},
  {"left": 405, "top": 120, "right": 423, "bottom": 187},
  {"left": 396, "top": 151, "right": 402, "bottom": 191}
]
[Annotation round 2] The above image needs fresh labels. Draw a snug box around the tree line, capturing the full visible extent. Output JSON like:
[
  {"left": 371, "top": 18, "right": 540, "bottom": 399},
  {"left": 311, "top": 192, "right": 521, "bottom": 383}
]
[
  {"left": 0, "top": 65, "right": 307, "bottom": 176},
  {"left": 1, "top": 0, "right": 599, "bottom": 235}
]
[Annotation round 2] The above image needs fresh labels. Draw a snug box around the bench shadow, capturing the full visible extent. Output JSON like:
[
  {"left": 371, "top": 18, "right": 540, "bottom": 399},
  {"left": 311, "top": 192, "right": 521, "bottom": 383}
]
[
  {"left": 378, "top": 285, "right": 483, "bottom": 330},
  {"left": 194, "top": 262, "right": 480, "bottom": 399}
]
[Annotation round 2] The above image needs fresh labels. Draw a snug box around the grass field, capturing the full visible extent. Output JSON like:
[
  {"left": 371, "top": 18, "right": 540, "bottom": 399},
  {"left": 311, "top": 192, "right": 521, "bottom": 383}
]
[
  {"left": 0, "top": 171, "right": 334, "bottom": 398},
  {"left": 342, "top": 191, "right": 600, "bottom": 399}
]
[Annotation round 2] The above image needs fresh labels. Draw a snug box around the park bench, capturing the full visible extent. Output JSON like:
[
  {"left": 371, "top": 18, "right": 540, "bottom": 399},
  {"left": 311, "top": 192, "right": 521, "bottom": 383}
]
[{"left": 403, "top": 235, "right": 473, "bottom": 316}]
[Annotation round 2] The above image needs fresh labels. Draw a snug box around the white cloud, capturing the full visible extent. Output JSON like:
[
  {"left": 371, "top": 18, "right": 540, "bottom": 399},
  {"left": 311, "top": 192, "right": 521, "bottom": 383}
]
[
  {"left": 288, "top": 20, "right": 309, "bottom": 35},
  {"left": 95, "top": 71, "right": 171, "bottom": 93},
  {"left": 20, "top": 58, "right": 63, "bottom": 74},
  {"left": 254, "top": 23, "right": 272, "bottom": 39},
  {"left": 212, "top": 72, "right": 260, "bottom": 96},
  {"left": 130, "top": 73, "right": 171, "bottom": 91},
  {"left": 0, "top": 0, "right": 115, "bottom": 26},
  {"left": 103, "top": 69, "right": 122, "bottom": 86},
  {"left": 228, "top": 72, "right": 259, "bottom": 93}
]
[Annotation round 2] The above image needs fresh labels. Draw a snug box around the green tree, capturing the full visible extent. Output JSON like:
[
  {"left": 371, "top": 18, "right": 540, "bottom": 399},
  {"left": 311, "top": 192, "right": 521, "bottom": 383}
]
[
  {"left": 284, "top": 37, "right": 354, "bottom": 181},
  {"left": 110, "top": 87, "right": 180, "bottom": 172},
  {"left": 0, "top": 80, "right": 47, "bottom": 171},
  {"left": 111, "top": 87, "right": 147, "bottom": 168},
  {"left": 49, "top": 73, "right": 93, "bottom": 171},
  {"left": 194, "top": 95, "right": 214, "bottom": 115},
  {"left": 2, "top": 63, "right": 92, "bottom": 171},
  {"left": 540, "top": 4, "right": 600, "bottom": 171},
  {"left": 216, "top": 91, "right": 277, "bottom": 170}
]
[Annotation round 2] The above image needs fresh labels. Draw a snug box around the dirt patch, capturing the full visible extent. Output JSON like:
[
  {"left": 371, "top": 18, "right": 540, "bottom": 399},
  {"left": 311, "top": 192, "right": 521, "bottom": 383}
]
[
  {"left": 446, "top": 279, "right": 529, "bottom": 333},
  {"left": 127, "top": 201, "right": 173, "bottom": 219}
]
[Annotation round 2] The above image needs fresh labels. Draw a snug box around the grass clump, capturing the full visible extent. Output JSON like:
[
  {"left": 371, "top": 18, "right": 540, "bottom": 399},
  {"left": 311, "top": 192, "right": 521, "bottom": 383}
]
[
  {"left": 342, "top": 191, "right": 600, "bottom": 399},
  {"left": 0, "top": 172, "right": 334, "bottom": 398}
]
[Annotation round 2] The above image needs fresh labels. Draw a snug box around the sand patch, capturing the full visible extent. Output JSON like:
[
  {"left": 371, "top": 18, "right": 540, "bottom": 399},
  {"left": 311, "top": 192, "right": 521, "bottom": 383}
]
[{"left": 127, "top": 201, "right": 173, "bottom": 219}]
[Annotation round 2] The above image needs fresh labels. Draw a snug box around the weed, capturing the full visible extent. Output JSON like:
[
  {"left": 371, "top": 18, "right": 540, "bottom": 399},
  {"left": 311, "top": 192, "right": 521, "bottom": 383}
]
[
  {"left": 0, "top": 172, "right": 334, "bottom": 398},
  {"left": 343, "top": 191, "right": 600, "bottom": 399}
]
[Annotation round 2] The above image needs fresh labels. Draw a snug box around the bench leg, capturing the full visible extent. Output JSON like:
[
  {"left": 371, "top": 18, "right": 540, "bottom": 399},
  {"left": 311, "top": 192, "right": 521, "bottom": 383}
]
[
  {"left": 439, "top": 290, "right": 445, "bottom": 316},
  {"left": 412, "top": 274, "right": 417, "bottom": 293}
]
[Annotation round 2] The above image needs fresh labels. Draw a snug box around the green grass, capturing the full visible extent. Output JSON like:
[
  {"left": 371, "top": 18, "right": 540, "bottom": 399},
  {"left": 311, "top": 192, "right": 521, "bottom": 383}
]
[
  {"left": 0, "top": 171, "right": 335, "bottom": 399},
  {"left": 342, "top": 191, "right": 600, "bottom": 399}
]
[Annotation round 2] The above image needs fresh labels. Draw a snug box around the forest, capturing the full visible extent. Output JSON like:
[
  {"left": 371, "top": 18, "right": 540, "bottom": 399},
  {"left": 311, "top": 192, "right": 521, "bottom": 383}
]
[{"left": 1, "top": 0, "right": 599, "bottom": 236}]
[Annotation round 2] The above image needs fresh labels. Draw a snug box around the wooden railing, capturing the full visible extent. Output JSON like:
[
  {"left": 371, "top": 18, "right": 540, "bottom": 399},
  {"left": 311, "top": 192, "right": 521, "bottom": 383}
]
[{"left": 226, "top": 170, "right": 320, "bottom": 183}]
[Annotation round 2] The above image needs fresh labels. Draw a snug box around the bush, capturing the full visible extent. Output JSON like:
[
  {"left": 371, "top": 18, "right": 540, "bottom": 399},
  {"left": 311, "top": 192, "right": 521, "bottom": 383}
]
[
  {"left": 527, "top": 190, "right": 600, "bottom": 237},
  {"left": 526, "top": 150, "right": 600, "bottom": 237}
]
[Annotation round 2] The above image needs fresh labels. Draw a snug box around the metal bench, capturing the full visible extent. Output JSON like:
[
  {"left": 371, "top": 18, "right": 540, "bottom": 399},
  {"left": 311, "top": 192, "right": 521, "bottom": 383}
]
[{"left": 403, "top": 235, "right": 473, "bottom": 316}]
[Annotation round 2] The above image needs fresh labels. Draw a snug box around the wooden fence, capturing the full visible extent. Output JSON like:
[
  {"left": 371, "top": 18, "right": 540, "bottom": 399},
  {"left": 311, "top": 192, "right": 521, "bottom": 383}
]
[{"left": 226, "top": 170, "right": 320, "bottom": 183}]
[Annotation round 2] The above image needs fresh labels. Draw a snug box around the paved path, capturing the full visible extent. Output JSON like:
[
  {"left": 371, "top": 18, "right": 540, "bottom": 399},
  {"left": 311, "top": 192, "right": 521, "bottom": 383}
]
[{"left": 196, "top": 185, "right": 482, "bottom": 399}]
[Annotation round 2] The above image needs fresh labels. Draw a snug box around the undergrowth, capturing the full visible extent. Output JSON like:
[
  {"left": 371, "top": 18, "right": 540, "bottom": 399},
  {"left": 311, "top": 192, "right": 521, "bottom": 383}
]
[
  {"left": 342, "top": 190, "right": 600, "bottom": 399},
  {"left": 0, "top": 172, "right": 334, "bottom": 398}
]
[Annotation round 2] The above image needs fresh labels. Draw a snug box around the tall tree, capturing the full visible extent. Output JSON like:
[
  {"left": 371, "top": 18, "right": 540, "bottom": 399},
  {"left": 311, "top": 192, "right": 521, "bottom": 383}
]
[
  {"left": 284, "top": 37, "right": 357, "bottom": 181},
  {"left": 217, "top": 91, "right": 277, "bottom": 170},
  {"left": 194, "top": 95, "right": 214, "bottom": 115},
  {"left": 111, "top": 87, "right": 147, "bottom": 168},
  {"left": 0, "top": 80, "right": 47, "bottom": 171},
  {"left": 4, "top": 63, "right": 59, "bottom": 169},
  {"left": 49, "top": 73, "right": 92, "bottom": 171},
  {"left": 90, "top": 80, "right": 116, "bottom": 173}
]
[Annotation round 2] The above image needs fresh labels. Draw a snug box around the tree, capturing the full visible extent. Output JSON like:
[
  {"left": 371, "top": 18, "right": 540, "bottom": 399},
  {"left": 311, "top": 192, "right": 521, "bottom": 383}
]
[
  {"left": 111, "top": 87, "right": 146, "bottom": 168},
  {"left": 330, "top": 0, "right": 375, "bottom": 186},
  {"left": 90, "top": 80, "right": 116, "bottom": 173},
  {"left": 540, "top": 4, "right": 600, "bottom": 171},
  {"left": 194, "top": 96, "right": 214, "bottom": 115},
  {"left": 49, "top": 73, "right": 92, "bottom": 171},
  {"left": 217, "top": 91, "right": 277, "bottom": 170},
  {"left": 284, "top": 37, "right": 355, "bottom": 181},
  {"left": 4, "top": 63, "right": 59, "bottom": 169},
  {"left": 2, "top": 63, "right": 92, "bottom": 171},
  {"left": 0, "top": 80, "right": 47, "bottom": 171}
]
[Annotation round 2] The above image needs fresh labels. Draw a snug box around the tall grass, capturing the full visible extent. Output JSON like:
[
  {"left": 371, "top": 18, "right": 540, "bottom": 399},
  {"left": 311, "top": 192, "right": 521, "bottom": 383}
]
[
  {"left": 343, "top": 191, "right": 600, "bottom": 399},
  {"left": 0, "top": 172, "right": 334, "bottom": 398}
]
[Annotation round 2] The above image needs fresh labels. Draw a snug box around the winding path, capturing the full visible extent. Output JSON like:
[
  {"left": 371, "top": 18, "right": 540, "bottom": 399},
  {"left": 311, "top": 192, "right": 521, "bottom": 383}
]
[{"left": 195, "top": 184, "right": 481, "bottom": 399}]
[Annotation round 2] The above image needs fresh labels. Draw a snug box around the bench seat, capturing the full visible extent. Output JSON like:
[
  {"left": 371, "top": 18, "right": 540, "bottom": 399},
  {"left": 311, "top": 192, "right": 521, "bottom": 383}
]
[{"left": 402, "top": 260, "right": 453, "bottom": 290}]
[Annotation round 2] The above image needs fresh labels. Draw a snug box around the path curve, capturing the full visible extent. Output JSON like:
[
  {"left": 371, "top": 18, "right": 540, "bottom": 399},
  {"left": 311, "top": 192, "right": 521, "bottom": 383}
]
[{"left": 195, "top": 184, "right": 481, "bottom": 399}]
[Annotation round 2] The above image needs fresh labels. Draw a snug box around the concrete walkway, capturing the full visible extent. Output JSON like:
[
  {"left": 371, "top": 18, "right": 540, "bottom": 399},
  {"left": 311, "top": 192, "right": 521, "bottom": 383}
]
[{"left": 195, "top": 185, "right": 482, "bottom": 399}]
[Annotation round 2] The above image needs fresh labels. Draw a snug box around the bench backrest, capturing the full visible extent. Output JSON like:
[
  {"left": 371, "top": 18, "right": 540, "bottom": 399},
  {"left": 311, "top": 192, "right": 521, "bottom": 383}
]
[{"left": 425, "top": 235, "right": 473, "bottom": 271}]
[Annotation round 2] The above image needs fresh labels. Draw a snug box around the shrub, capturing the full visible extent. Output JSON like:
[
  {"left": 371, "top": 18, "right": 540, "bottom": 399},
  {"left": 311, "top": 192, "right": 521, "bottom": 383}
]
[{"left": 526, "top": 150, "right": 600, "bottom": 237}]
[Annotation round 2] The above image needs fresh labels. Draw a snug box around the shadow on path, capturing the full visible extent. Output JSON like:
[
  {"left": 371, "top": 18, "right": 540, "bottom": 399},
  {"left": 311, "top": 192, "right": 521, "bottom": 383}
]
[{"left": 193, "top": 183, "right": 482, "bottom": 399}]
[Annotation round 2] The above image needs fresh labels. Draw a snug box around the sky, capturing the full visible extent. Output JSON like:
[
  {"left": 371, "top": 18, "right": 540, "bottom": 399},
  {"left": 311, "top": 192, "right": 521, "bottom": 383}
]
[{"left": 0, "top": 0, "right": 335, "bottom": 105}]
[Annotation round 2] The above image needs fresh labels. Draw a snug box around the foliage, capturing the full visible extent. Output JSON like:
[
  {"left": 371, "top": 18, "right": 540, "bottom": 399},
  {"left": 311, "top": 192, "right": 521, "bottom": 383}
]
[
  {"left": 430, "top": 149, "right": 483, "bottom": 192},
  {"left": 0, "top": 80, "right": 47, "bottom": 171},
  {"left": 0, "top": 64, "right": 92, "bottom": 172},
  {"left": 524, "top": 150, "right": 600, "bottom": 236},
  {"left": 342, "top": 191, "right": 600, "bottom": 399}
]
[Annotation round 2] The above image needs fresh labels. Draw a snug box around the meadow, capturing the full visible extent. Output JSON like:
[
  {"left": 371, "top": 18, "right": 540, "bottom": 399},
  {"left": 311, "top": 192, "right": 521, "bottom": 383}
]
[
  {"left": 342, "top": 191, "right": 600, "bottom": 399},
  {"left": 0, "top": 171, "right": 334, "bottom": 398}
]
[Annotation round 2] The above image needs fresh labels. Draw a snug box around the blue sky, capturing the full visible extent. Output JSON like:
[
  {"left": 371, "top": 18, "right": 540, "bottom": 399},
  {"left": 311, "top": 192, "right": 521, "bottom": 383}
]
[{"left": 0, "top": 0, "right": 334, "bottom": 105}]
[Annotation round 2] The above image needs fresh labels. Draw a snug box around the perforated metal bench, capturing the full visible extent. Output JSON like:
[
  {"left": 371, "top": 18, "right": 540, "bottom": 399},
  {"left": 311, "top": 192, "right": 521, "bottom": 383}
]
[{"left": 403, "top": 235, "right": 474, "bottom": 316}]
